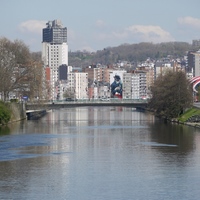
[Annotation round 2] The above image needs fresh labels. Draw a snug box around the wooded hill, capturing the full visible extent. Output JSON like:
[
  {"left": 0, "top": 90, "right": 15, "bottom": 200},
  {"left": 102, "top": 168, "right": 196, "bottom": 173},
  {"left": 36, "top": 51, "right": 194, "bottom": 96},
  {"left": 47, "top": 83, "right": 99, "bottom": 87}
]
[{"left": 69, "top": 42, "right": 197, "bottom": 68}]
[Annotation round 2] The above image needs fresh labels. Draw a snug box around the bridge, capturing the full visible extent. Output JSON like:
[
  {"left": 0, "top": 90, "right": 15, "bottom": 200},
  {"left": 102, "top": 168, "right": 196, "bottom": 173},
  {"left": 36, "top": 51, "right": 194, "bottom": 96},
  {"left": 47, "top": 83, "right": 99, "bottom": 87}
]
[{"left": 26, "top": 99, "right": 148, "bottom": 111}]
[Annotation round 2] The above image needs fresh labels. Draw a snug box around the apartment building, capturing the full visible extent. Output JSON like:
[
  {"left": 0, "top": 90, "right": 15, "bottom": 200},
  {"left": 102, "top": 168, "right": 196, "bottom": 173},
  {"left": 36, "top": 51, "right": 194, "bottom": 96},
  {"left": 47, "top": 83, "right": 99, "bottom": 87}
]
[
  {"left": 192, "top": 39, "right": 200, "bottom": 48},
  {"left": 74, "top": 72, "right": 88, "bottom": 99},
  {"left": 122, "top": 71, "right": 148, "bottom": 100},
  {"left": 123, "top": 73, "right": 132, "bottom": 99},
  {"left": 42, "top": 19, "right": 68, "bottom": 100},
  {"left": 131, "top": 73, "right": 140, "bottom": 99},
  {"left": 192, "top": 50, "right": 200, "bottom": 77},
  {"left": 84, "top": 65, "right": 112, "bottom": 84}
]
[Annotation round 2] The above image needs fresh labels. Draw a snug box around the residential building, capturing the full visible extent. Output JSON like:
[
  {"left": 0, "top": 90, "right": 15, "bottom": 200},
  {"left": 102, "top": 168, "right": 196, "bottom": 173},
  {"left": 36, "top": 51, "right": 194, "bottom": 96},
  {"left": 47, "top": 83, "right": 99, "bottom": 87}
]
[
  {"left": 42, "top": 19, "right": 68, "bottom": 100},
  {"left": 138, "top": 71, "right": 147, "bottom": 98},
  {"left": 137, "top": 66, "right": 154, "bottom": 97},
  {"left": 98, "top": 85, "right": 110, "bottom": 98},
  {"left": 66, "top": 72, "right": 75, "bottom": 97},
  {"left": 131, "top": 73, "right": 140, "bottom": 99},
  {"left": 74, "top": 72, "right": 88, "bottom": 99},
  {"left": 187, "top": 51, "right": 195, "bottom": 74},
  {"left": 85, "top": 65, "right": 113, "bottom": 99},
  {"left": 193, "top": 50, "right": 200, "bottom": 77},
  {"left": 123, "top": 73, "right": 132, "bottom": 99},
  {"left": 122, "top": 71, "right": 147, "bottom": 99},
  {"left": 192, "top": 39, "right": 200, "bottom": 48},
  {"left": 84, "top": 65, "right": 112, "bottom": 84}
]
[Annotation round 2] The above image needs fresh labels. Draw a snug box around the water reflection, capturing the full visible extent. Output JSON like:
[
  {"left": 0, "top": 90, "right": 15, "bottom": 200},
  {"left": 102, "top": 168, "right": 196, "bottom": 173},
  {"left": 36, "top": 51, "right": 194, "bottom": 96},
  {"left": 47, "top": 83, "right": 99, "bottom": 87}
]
[
  {"left": 0, "top": 106, "right": 200, "bottom": 200},
  {"left": 0, "top": 126, "right": 10, "bottom": 136}
]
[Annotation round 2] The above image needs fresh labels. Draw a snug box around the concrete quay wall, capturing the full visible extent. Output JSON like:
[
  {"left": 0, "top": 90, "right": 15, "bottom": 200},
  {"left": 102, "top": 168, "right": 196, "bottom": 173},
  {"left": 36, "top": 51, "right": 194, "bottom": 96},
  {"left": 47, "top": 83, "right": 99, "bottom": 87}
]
[{"left": 9, "top": 102, "right": 27, "bottom": 123}]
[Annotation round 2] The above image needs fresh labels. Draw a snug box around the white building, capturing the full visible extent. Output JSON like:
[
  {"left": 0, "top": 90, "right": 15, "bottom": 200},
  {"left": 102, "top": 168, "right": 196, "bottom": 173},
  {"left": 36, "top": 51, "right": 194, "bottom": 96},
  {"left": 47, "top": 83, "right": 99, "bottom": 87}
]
[
  {"left": 132, "top": 73, "right": 140, "bottom": 99},
  {"left": 193, "top": 50, "right": 200, "bottom": 77},
  {"left": 74, "top": 73, "right": 88, "bottom": 99},
  {"left": 122, "top": 72, "right": 147, "bottom": 99},
  {"left": 42, "top": 20, "right": 68, "bottom": 100},
  {"left": 67, "top": 72, "right": 88, "bottom": 99},
  {"left": 123, "top": 73, "right": 132, "bottom": 99}
]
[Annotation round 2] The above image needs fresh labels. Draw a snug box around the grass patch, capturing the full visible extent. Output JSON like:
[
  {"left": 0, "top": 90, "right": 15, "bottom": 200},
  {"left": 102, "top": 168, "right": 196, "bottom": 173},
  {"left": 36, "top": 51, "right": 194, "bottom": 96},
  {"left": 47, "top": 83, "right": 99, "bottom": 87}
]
[{"left": 178, "top": 107, "right": 200, "bottom": 123}]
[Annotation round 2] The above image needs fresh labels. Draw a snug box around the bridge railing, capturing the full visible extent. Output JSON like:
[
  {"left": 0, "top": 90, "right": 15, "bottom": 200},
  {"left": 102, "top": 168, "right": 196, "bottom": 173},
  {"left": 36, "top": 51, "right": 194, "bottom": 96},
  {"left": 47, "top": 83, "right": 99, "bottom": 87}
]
[{"left": 42, "top": 99, "right": 148, "bottom": 104}]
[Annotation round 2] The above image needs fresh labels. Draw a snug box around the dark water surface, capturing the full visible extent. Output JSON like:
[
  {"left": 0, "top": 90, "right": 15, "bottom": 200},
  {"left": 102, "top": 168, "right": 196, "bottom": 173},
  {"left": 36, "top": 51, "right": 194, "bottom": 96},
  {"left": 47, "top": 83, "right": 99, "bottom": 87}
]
[{"left": 0, "top": 106, "right": 200, "bottom": 200}]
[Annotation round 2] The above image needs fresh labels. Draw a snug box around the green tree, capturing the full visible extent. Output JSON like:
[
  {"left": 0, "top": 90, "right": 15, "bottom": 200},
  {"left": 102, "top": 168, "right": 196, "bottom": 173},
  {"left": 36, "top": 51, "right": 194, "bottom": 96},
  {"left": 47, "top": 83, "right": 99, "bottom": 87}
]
[
  {"left": 148, "top": 70, "right": 193, "bottom": 119},
  {"left": 0, "top": 101, "right": 11, "bottom": 125}
]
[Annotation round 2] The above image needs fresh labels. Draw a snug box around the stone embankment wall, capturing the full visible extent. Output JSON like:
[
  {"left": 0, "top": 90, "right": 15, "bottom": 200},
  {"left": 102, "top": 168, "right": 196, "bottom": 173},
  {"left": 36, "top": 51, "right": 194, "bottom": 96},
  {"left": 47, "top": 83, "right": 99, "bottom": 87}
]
[
  {"left": 186, "top": 115, "right": 200, "bottom": 123},
  {"left": 9, "top": 102, "right": 26, "bottom": 123},
  {"left": 183, "top": 115, "right": 200, "bottom": 128}
]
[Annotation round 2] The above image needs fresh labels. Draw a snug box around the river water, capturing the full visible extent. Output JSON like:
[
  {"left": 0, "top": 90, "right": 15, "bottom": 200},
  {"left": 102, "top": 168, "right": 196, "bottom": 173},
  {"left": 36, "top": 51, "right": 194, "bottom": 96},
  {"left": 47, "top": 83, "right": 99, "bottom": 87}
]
[{"left": 0, "top": 106, "right": 200, "bottom": 200}]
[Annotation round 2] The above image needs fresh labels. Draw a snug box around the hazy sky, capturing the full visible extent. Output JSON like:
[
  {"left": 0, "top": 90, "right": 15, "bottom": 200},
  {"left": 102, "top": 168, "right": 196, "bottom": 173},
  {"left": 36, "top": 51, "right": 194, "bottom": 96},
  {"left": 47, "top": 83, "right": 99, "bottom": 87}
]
[{"left": 1, "top": 0, "right": 200, "bottom": 52}]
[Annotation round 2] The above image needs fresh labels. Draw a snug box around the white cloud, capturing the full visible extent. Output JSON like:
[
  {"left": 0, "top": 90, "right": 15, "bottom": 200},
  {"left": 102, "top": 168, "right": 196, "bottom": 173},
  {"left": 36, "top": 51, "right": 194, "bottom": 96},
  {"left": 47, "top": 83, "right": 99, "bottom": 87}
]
[
  {"left": 178, "top": 16, "right": 200, "bottom": 29},
  {"left": 19, "top": 20, "right": 46, "bottom": 34},
  {"left": 95, "top": 20, "right": 106, "bottom": 28},
  {"left": 117, "top": 25, "right": 174, "bottom": 43}
]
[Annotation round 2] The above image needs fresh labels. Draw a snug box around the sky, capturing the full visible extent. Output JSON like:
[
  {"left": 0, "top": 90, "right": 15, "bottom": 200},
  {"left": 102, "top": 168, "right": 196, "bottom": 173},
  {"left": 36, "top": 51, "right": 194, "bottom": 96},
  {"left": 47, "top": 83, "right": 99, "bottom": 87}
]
[{"left": 1, "top": 0, "right": 200, "bottom": 52}]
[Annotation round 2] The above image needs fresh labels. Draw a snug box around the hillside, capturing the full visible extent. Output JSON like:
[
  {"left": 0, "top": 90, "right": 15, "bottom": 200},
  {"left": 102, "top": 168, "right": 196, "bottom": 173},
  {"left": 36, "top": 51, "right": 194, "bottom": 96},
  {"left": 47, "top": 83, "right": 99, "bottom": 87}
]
[{"left": 68, "top": 42, "right": 195, "bottom": 68}]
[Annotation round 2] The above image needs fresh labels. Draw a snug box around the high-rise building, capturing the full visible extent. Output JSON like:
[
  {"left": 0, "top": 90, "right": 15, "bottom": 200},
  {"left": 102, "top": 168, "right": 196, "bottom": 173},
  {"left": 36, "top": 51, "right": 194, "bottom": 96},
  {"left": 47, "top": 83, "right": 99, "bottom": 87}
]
[
  {"left": 193, "top": 50, "right": 200, "bottom": 77},
  {"left": 192, "top": 39, "right": 200, "bottom": 48},
  {"left": 43, "top": 20, "right": 67, "bottom": 44},
  {"left": 42, "top": 19, "right": 68, "bottom": 100}
]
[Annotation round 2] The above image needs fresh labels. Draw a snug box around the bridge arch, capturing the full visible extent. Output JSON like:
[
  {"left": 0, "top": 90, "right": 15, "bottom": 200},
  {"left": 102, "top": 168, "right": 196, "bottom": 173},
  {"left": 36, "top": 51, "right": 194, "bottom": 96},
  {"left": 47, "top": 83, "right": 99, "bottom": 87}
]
[{"left": 189, "top": 76, "right": 200, "bottom": 93}]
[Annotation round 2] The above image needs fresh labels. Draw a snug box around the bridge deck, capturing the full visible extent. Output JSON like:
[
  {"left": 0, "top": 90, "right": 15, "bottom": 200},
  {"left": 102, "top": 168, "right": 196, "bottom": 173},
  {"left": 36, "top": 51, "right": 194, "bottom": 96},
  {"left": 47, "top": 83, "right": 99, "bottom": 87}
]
[{"left": 26, "top": 100, "right": 148, "bottom": 110}]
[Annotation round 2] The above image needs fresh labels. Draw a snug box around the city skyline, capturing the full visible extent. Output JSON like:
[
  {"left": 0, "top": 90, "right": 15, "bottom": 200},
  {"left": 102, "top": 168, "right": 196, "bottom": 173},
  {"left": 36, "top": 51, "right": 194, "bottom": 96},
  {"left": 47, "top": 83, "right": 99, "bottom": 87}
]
[{"left": 1, "top": 0, "right": 200, "bottom": 52}]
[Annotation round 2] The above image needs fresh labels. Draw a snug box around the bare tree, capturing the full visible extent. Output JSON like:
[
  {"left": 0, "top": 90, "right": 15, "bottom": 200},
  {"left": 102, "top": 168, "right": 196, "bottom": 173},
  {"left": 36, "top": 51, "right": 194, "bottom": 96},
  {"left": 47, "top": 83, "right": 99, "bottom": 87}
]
[
  {"left": 28, "top": 61, "right": 44, "bottom": 101},
  {"left": 0, "top": 38, "right": 16, "bottom": 100},
  {"left": 63, "top": 87, "right": 75, "bottom": 99},
  {"left": 0, "top": 37, "right": 44, "bottom": 101}
]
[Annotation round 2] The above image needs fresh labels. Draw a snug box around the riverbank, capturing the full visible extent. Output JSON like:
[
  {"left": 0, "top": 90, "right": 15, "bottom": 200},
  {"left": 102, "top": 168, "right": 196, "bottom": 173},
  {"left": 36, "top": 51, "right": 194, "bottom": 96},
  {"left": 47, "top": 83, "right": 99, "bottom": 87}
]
[
  {"left": 170, "top": 118, "right": 200, "bottom": 128},
  {"left": 176, "top": 106, "right": 200, "bottom": 128},
  {"left": 145, "top": 106, "right": 200, "bottom": 129}
]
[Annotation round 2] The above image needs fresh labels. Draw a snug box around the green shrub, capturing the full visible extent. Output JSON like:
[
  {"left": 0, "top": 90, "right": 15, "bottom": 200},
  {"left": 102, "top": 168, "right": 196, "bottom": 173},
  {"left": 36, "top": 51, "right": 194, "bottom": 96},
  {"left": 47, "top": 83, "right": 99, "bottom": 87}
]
[{"left": 0, "top": 101, "right": 11, "bottom": 125}]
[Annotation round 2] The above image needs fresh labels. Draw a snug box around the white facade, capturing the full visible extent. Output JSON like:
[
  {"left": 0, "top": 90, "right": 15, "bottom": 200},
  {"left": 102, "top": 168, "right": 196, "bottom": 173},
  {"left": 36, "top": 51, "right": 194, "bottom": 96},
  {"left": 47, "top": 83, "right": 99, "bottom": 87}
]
[
  {"left": 67, "top": 72, "right": 88, "bottom": 99},
  {"left": 66, "top": 72, "right": 89, "bottom": 99},
  {"left": 42, "top": 42, "right": 68, "bottom": 100},
  {"left": 122, "top": 72, "right": 147, "bottom": 99},
  {"left": 68, "top": 66, "right": 73, "bottom": 73},
  {"left": 123, "top": 73, "right": 132, "bottom": 99},
  {"left": 194, "top": 50, "right": 200, "bottom": 77},
  {"left": 93, "top": 87, "right": 98, "bottom": 99},
  {"left": 67, "top": 73, "right": 75, "bottom": 90},
  {"left": 98, "top": 85, "right": 110, "bottom": 98},
  {"left": 132, "top": 74, "right": 140, "bottom": 99},
  {"left": 139, "top": 72, "right": 147, "bottom": 98}
]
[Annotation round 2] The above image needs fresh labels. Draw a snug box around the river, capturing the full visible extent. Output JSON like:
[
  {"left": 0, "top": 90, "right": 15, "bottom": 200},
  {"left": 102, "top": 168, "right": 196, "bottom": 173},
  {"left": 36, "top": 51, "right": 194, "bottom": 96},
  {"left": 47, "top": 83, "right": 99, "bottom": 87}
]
[{"left": 0, "top": 106, "right": 200, "bottom": 200}]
